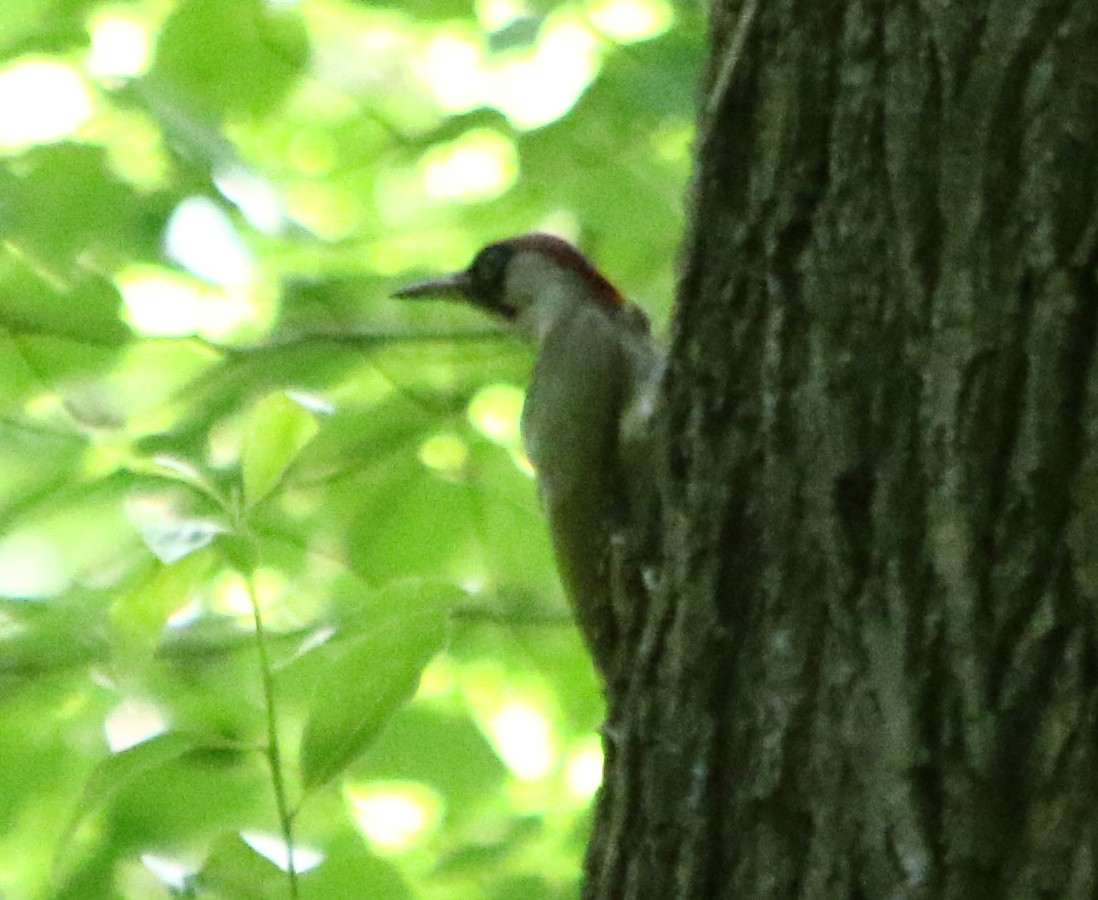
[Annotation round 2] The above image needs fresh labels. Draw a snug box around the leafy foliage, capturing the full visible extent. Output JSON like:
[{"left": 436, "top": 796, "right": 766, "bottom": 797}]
[{"left": 0, "top": 0, "right": 700, "bottom": 896}]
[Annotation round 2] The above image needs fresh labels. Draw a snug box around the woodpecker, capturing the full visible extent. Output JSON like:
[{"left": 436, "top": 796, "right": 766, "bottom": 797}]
[{"left": 394, "top": 233, "right": 663, "bottom": 679}]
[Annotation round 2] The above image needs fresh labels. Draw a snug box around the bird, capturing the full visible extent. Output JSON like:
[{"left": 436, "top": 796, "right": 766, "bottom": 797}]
[{"left": 394, "top": 233, "right": 664, "bottom": 680}]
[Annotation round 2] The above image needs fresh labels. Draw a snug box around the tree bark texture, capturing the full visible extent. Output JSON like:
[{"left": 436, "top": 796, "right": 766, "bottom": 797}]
[{"left": 587, "top": 1, "right": 1098, "bottom": 897}]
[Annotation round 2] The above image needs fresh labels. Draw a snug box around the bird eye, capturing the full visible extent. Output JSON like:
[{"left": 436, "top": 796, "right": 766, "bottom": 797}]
[{"left": 468, "top": 244, "right": 514, "bottom": 305}]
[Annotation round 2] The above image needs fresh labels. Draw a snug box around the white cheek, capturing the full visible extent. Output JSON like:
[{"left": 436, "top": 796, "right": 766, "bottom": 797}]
[{"left": 505, "top": 258, "right": 583, "bottom": 341}]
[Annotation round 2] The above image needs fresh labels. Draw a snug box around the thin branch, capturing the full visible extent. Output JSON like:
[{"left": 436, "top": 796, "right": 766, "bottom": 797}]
[
  {"left": 246, "top": 570, "right": 299, "bottom": 899},
  {"left": 190, "top": 327, "right": 512, "bottom": 358},
  {"left": 699, "top": 0, "right": 759, "bottom": 149}
]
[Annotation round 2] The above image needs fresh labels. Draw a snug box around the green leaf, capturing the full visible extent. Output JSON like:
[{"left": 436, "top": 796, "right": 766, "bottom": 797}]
[
  {"left": 351, "top": 705, "right": 507, "bottom": 819},
  {"left": 198, "top": 833, "right": 289, "bottom": 900},
  {"left": 69, "top": 735, "right": 262, "bottom": 861},
  {"left": 0, "top": 259, "right": 129, "bottom": 348},
  {"left": 300, "top": 600, "right": 449, "bottom": 790},
  {"left": 0, "top": 0, "right": 51, "bottom": 54},
  {"left": 148, "top": 0, "right": 308, "bottom": 119},
  {"left": 301, "top": 834, "right": 412, "bottom": 900},
  {"left": 73, "top": 732, "right": 207, "bottom": 825},
  {"left": 0, "top": 145, "right": 142, "bottom": 275},
  {"left": 0, "top": 0, "right": 87, "bottom": 56},
  {"left": 217, "top": 532, "right": 260, "bottom": 575},
  {"left": 110, "top": 550, "right": 215, "bottom": 665},
  {"left": 241, "top": 390, "right": 322, "bottom": 507}
]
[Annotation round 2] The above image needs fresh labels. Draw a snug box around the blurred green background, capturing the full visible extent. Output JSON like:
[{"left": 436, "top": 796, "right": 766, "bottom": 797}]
[{"left": 0, "top": 0, "right": 701, "bottom": 896}]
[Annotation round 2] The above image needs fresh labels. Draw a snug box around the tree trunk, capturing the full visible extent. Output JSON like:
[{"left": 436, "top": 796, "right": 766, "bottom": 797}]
[{"left": 587, "top": 1, "right": 1098, "bottom": 896}]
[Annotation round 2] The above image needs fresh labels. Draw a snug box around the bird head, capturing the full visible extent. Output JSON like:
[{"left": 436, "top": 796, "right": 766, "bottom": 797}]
[{"left": 393, "top": 233, "right": 629, "bottom": 338}]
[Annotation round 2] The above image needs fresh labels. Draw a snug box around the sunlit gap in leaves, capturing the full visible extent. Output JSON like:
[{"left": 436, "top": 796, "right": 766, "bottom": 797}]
[
  {"left": 345, "top": 782, "right": 444, "bottom": 854},
  {"left": 0, "top": 530, "right": 69, "bottom": 598},
  {"left": 564, "top": 735, "right": 604, "bottom": 800},
  {"left": 139, "top": 855, "right": 191, "bottom": 893},
  {"left": 0, "top": 58, "right": 94, "bottom": 149},
  {"left": 461, "top": 664, "right": 605, "bottom": 807},
  {"left": 116, "top": 265, "right": 263, "bottom": 339},
  {"left": 477, "top": 0, "right": 525, "bottom": 31},
  {"left": 411, "top": 0, "right": 673, "bottom": 129},
  {"left": 468, "top": 384, "right": 524, "bottom": 449},
  {"left": 420, "top": 129, "right": 518, "bottom": 202},
  {"left": 586, "top": 0, "right": 673, "bottom": 42},
  {"left": 104, "top": 697, "right": 169, "bottom": 752},
  {"left": 214, "top": 164, "right": 288, "bottom": 236},
  {"left": 210, "top": 569, "right": 299, "bottom": 630},
  {"left": 165, "top": 197, "right": 255, "bottom": 287},
  {"left": 466, "top": 383, "right": 535, "bottom": 476},
  {"left": 117, "top": 191, "right": 278, "bottom": 340},
  {"left": 488, "top": 699, "right": 557, "bottom": 781},
  {"left": 412, "top": 8, "right": 602, "bottom": 130},
  {"left": 462, "top": 664, "right": 559, "bottom": 783},
  {"left": 241, "top": 832, "right": 324, "bottom": 874},
  {"left": 87, "top": 9, "right": 153, "bottom": 78}
]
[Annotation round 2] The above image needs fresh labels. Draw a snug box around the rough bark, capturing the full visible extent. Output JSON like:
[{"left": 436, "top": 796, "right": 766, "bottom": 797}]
[{"left": 587, "top": 1, "right": 1098, "bottom": 897}]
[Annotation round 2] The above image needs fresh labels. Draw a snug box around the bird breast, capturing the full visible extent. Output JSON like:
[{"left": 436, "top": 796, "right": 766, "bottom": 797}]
[{"left": 521, "top": 303, "right": 628, "bottom": 503}]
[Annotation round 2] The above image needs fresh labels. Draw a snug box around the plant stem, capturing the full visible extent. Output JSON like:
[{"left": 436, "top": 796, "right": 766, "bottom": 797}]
[{"left": 247, "top": 572, "right": 299, "bottom": 899}]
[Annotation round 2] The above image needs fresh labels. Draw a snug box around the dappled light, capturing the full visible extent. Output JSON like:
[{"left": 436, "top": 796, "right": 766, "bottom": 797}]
[
  {"left": 0, "top": 530, "right": 70, "bottom": 597},
  {"left": 468, "top": 382, "right": 525, "bottom": 448},
  {"left": 418, "top": 431, "right": 470, "bottom": 476},
  {"left": 565, "top": 738, "right": 604, "bottom": 801},
  {"left": 87, "top": 11, "right": 153, "bottom": 78},
  {"left": 165, "top": 196, "right": 257, "bottom": 287},
  {"left": 587, "top": 0, "right": 673, "bottom": 42},
  {"left": 104, "top": 697, "right": 169, "bottom": 751},
  {"left": 488, "top": 699, "right": 558, "bottom": 782},
  {"left": 0, "top": 0, "right": 700, "bottom": 894},
  {"left": 242, "top": 832, "right": 325, "bottom": 874},
  {"left": 345, "top": 781, "right": 444, "bottom": 853},
  {"left": 421, "top": 128, "right": 519, "bottom": 202},
  {"left": 0, "top": 58, "right": 94, "bottom": 148},
  {"left": 117, "top": 264, "right": 268, "bottom": 338}
]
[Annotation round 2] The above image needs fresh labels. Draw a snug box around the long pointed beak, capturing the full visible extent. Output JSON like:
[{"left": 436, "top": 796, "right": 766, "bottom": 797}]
[{"left": 392, "top": 271, "right": 471, "bottom": 301}]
